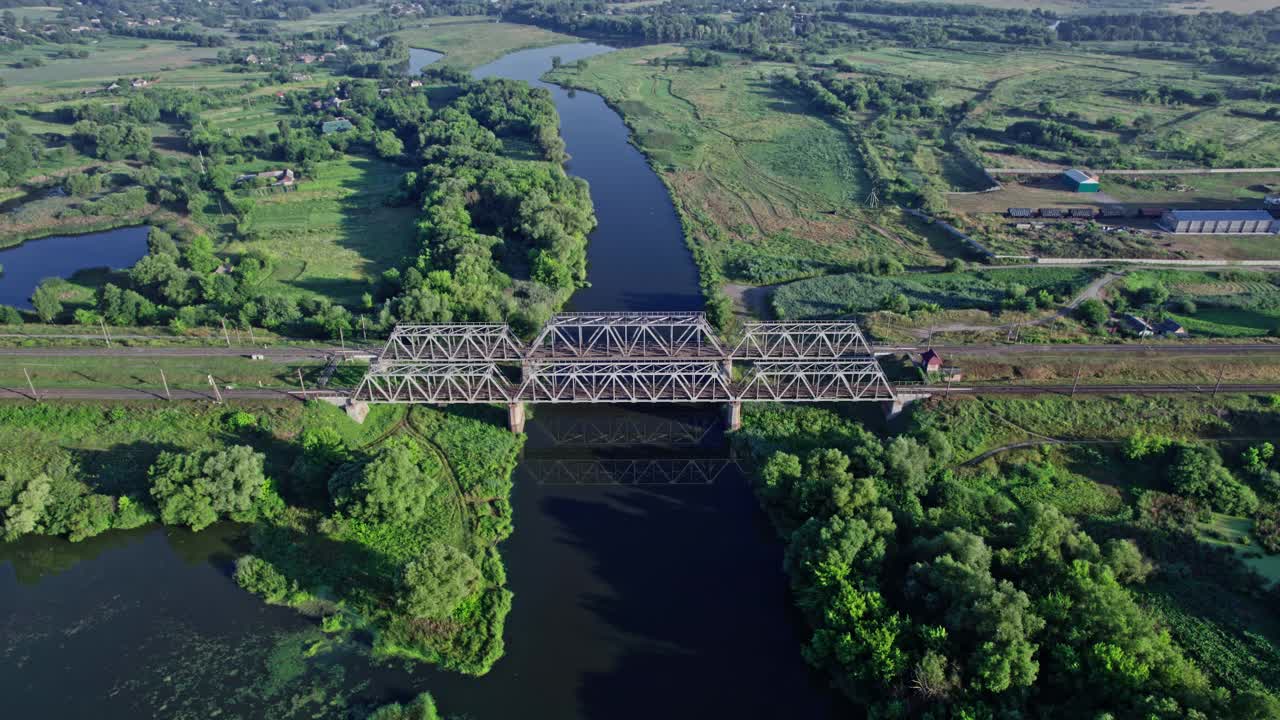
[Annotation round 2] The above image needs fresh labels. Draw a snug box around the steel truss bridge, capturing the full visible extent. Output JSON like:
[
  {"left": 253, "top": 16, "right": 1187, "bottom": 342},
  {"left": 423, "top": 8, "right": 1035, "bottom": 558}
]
[{"left": 352, "top": 313, "right": 896, "bottom": 431}]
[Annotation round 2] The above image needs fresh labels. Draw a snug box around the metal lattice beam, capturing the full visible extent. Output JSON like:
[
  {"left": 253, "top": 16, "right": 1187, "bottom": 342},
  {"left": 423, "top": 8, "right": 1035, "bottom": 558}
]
[
  {"left": 730, "top": 322, "right": 874, "bottom": 359},
  {"left": 352, "top": 362, "right": 513, "bottom": 403},
  {"left": 736, "top": 360, "right": 896, "bottom": 401},
  {"left": 516, "top": 361, "right": 733, "bottom": 403},
  {"left": 380, "top": 324, "right": 526, "bottom": 361},
  {"left": 523, "top": 458, "right": 736, "bottom": 486},
  {"left": 527, "top": 312, "right": 725, "bottom": 359},
  {"left": 534, "top": 415, "right": 718, "bottom": 447}
]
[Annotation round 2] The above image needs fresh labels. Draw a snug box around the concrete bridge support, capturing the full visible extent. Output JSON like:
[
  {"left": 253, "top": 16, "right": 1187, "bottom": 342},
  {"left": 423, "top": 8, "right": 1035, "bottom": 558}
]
[
  {"left": 724, "top": 400, "right": 742, "bottom": 432},
  {"left": 508, "top": 401, "right": 527, "bottom": 434},
  {"left": 882, "top": 392, "right": 931, "bottom": 421}
]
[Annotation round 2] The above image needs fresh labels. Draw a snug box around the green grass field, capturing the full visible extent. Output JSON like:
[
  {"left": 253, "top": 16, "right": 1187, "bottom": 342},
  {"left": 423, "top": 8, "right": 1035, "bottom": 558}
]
[
  {"left": 549, "top": 46, "right": 963, "bottom": 286},
  {"left": 1124, "top": 269, "right": 1280, "bottom": 337},
  {"left": 0, "top": 37, "right": 230, "bottom": 101},
  {"left": 394, "top": 18, "right": 573, "bottom": 69},
  {"left": 772, "top": 266, "right": 1097, "bottom": 319},
  {"left": 223, "top": 155, "right": 417, "bottom": 306},
  {"left": 3, "top": 355, "right": 339, "bottom": 393}
]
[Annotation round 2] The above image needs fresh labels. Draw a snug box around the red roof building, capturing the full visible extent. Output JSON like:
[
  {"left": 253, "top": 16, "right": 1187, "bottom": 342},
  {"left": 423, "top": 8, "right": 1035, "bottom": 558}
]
[{"left": 919, "top": 349, "right": 943, "bottom": 373}]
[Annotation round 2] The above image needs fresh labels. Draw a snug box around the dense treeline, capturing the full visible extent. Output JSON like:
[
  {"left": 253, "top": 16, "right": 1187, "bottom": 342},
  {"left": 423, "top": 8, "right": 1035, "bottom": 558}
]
[
  {"left": 22, "top": 66, "right": 593, "bottom": 336},
  {"left": 735, "top": 404, "right": 1280, "bottom": 718}
]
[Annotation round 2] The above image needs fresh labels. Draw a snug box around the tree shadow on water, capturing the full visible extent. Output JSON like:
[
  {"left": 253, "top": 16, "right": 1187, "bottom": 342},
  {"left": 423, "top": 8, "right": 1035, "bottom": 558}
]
[{"left": 530, "top": 473, "right": 842, "bottom": 719}]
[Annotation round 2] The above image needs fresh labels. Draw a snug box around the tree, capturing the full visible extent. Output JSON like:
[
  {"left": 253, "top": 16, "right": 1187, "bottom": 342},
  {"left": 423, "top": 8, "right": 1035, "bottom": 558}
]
[
  {"left": 329, "top": 437, "right": 439, "bottom": 524},
  {"left": 374, "top": 130, "right": 404, "bottom": 159},
  {"left": 30, "top": 280, "right": 64, "bottom": 322},
  {"left": 398, "top": 544, "right": 481, "bottom": 619},
  {"left": 3, "top": 474, "right": 53, "bottom": 540},
  {"left": 1075, "top": 298, "right": 1108, "bottom": 326},
  {"left": 0, "top": 304, "right": 22, "bottom": 325},
  {"left": 368, "top": 692, "right": 442, "bottom": 720},
  {"left": 149, "top": 446, "right": 268, "bottom": 530}
]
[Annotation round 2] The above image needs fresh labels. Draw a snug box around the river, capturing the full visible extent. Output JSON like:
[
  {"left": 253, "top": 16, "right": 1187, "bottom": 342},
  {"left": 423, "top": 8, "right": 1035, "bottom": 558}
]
[{"left": 0, "top": 45, "right": 840, "bottom": 718}]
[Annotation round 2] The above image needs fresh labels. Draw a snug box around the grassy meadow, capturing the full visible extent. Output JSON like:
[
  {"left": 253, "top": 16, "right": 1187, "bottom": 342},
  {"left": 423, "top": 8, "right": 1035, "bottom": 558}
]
[
  {"left": 548, "top": 46, "right": 965, "bottom": 286},
  {"left": 394, "top": 18, "right": 573, "bottom": 69},
  {"left": 223, "top": 154, "right": 417, "bottom": 306},
  {"left": 0, "top": 37, "right": 232, "bottom": 101}
]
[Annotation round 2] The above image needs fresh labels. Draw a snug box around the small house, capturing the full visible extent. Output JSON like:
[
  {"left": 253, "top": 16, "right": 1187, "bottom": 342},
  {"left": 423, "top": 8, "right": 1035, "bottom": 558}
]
[
  {"left": 1039, "top": 207, "right": 1065, "bottom": 218},
  {"left": 1156, "top": 319, "right": 1188, "bottom": 337},
  {"left": 244, "top": 53, "right": 260, "bottom": 65},
  {"left": 1123, "top": 314, "right": 1154, "bottom": 338},
  {"left": 409, "top": 80, "right": 423, "bottom": 88},
  {"left": 1008, "top": 207, "right": 1033, "bottom": 218},
  {"left": 1063, "top": 168, "right": 1100, "bottom": 193},
  {"left": 918, "top": 349, "right": 944, "bottom": 374},
  {"left": 297, "top": 53, "right": 317, "bottom": 64}
]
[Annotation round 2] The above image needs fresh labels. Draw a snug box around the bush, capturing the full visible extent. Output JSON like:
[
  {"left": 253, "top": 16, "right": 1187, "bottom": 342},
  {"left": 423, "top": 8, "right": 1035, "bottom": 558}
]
[
  {"left": 0, "top": 305, "right": 22, "bottom": 324},
  {"left": 367, "top": 692, "right": 441, "bottom": 720},
  {"left": 398, "top": 544, "right": 481, "bottom": 619},
  {"left": 234, "top": 554, "right": 294, "bottom": 603},
  {"left": 329, "top": 437, "right": 441, "bottom": 525},
  {"left": 148, "top": 445, "right": 270, "bottom": 530}
]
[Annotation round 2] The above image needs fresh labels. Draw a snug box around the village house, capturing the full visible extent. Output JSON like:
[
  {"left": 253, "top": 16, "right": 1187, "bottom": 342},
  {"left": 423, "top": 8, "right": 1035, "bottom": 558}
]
[
  {"left": 244, "top": 53, "right": 260, "bottom": 65},
  {"left": 297, "top": 53, "right": 317, "bottom": 64},
  {"left": 1123, "top": 314, "right": 1154, "bottom": 338},
  {"left": 1156, "top": 318, "right": 1188, "bottom": 337}
]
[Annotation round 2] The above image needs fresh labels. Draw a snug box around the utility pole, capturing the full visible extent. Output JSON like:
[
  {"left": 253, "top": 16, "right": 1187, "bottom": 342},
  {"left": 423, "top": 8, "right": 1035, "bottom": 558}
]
[
  {"left": 361, "top": 315, "right": 367, "bottom": 342},
  {"left": 297, "top": 368, "right": 307, "bottom": 395},
  {"left": 207, "top": 374, "right": 223, "bottom": 403},
  {"left": 1071, "top": 367, "right": 1081, "bottom": 398},
  {"left": 160, "top": 368, "right": 171, "bottom": 401},
  {"left": 23, "top": 368, "right": 38, "bottom": 402},
  {"left": 338, "top": 326, "right": 345, "bottom": 351},
  {"left": 99, "top": 318, "right": 112, "bottom": 347},
  {"left": 220, "top": 317, "right": 231, "bottom": 347},
  {"left": 247, "top": 324, "right": 256, "bottom": 344},
  {"left": 1213, "top": 364, "right": 1224, "bottom": 398}
]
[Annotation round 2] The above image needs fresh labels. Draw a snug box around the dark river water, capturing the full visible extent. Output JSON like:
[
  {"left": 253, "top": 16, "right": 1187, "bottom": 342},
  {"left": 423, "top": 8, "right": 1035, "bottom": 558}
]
[
  {"left": 0, "top": 45, "right": 840, "bottom": 719},
  {"left": 0, "top": 225, "right": 149, "bottom": 309}
]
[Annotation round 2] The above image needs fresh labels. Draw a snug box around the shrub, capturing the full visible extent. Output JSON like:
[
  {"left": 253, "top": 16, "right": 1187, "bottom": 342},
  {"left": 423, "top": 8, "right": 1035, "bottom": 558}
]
[
  {"left": 148, "top": 445, "right": 269, "bottom": 530},
  {"left": 398, "top": 544, "right": 481, "bottom": 619}
]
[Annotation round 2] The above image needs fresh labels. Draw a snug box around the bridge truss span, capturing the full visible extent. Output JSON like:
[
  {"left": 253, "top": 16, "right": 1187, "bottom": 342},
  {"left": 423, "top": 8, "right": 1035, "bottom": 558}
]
[
  {"left": 737, "top": 360, "right": 896, "bottom": 402},
  {"left": 353, "top": 361, "right": 513, "bottom": 404},
  {"left": 730, "top": 321, "right": 875, "bottom": 359},
  {"left": 379, "top": 324, "right": 526, "bottom": 361},
  {"left": 517, "top": 360, "right": 733, "bottom": 403},
  {"left": 352, "top": 314, "right": 899, "bottom": 430},
  {"left": 527, "top": 312, "right": 725, "bottom": 359}
]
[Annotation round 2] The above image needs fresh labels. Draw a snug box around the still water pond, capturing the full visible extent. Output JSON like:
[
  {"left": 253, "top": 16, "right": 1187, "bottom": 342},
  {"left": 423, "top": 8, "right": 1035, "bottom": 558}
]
[
  {"left": 0, "top": 44, "right": 842, "bottom": 719},
  {"left": 0, "top": 226, "right": 149, "bottom": 309}
]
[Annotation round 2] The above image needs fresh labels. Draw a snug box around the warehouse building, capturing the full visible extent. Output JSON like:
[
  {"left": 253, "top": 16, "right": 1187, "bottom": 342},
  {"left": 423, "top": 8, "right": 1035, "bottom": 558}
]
[
  {"left": 1063, "top": 168, "right": 1100, "bottom": 192},
  {"left": 1159, "top": 209, "right": 1280, "bottom": 234}
]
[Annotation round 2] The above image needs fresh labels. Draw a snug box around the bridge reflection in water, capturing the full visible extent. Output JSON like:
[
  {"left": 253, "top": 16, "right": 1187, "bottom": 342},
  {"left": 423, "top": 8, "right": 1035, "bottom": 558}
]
[
  {"left": 352, "top": 312, "right": 897, "bottom": 431},
  {"left": 519, "top": 405, "right": 738, "bottom": 488}
]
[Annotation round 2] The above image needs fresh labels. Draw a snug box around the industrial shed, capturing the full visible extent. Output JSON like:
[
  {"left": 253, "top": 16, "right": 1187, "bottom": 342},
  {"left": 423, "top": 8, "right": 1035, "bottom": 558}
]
[
  {"left": 1063, "top": 168, "right": 1100, "bottom": 192},
  {"left": 1159, "top": 209, "right": 1280, "bottom": 234}
]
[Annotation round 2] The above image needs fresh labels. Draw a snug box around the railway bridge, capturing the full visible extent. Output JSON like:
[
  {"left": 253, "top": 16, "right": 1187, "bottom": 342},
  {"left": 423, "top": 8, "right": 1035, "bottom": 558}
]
[{"left": 351, "top": 312, "right": 899, "bottom": 431}]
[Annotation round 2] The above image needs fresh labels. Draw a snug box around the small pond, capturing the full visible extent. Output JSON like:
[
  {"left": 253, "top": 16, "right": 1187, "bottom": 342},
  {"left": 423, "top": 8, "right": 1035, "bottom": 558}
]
[{"left": 0, "top": 226, "right": 150, "bottom": 310}]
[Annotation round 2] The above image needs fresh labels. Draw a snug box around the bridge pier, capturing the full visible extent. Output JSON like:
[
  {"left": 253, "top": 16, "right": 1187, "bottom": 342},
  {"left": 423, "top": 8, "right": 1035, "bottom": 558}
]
[
  {"left": 508, "top": 401, "right": 526, "bottom": 434},
  {"left": 724, "top": 400, "right": 742, "bottom": 432},
  {"left": 882, "top": 392, "right": 931, "bottom": 421}
]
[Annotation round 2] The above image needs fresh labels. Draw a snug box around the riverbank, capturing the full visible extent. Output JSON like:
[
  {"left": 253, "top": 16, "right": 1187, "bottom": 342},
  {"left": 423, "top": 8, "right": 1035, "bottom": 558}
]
[{"left": 0, "top": 399, "right": 521, "bottom": 674}]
